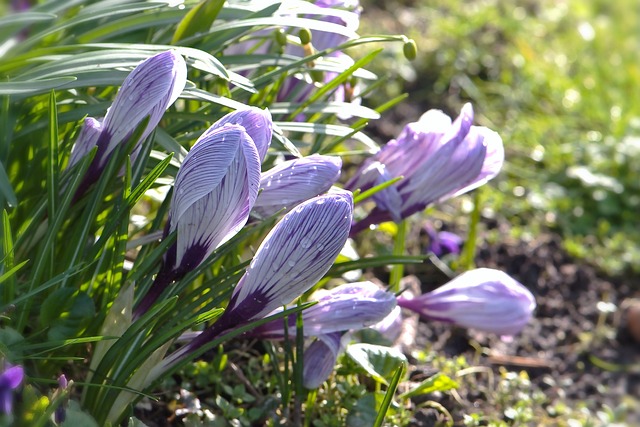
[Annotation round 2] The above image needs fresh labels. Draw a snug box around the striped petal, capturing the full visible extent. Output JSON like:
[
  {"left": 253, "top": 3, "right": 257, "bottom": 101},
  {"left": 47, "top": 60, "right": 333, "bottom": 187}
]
[
  {"left": 252, "top": 282, "right": 396, "bottom": 338},
  {"left": 398, "top": 268, "right": 536, "bottom": 336},
  {"left": 168, "top": 124, "right": 261, "bottom": 273},
  {"left": 253, "top": 154, "right": 342, "bottom": 217},
  {"left": 302, "top": 332, "right": 343, "bottom": 389},
  {"left": 226, "top": 192, "right": 353, "bottom": 322},
  {"left": 97, "top": 50, "right": 187, "bottom": 167},
  {"left": 204, "top": 107, "right": 273, "bottom": 162}
]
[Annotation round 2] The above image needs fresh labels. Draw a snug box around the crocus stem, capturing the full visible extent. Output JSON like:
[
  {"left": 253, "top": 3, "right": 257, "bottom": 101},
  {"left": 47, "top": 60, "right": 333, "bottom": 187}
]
[
  {"left": 389, "top": 219, "right": 407, "bottom": 293},
  {"left": 134, "top": 269, "right": 175, "bottom": 319}
]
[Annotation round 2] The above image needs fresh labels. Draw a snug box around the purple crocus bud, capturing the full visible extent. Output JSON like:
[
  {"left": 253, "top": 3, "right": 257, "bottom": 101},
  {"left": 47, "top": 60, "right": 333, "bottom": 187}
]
[
  {"left": 55, "top": 374, "right": 68, "bottom": 424},
  {"left": 67, "top": 117, "right": 103, "bottom": 169},
  {"left": 252, "top": 281, "right": 396, "bottom": 338},
  {"left": 11, "top": 0, "right": 31, "bottom": 12},
  {"left": 0, "top": 363, "right": 23, "bottom": 415},
  {"left": 346, "top": 104, "right": 504, "bottom": 234},
  {"left": 397, "top": 268, "right": 535, "bottom": 336},
  {"left": 425, "top": 224, "right": 463, "bottom": 257},
  {"left": 73, "top": 51, "right": 187, "bottom": 196},
  {"left": 202, "top": 107, "right": 273, "bottom": 162},
  {"left": 162, "top": 192, "right": 353, "bottom": 367},
  {"left": 224, "top": 192, "right": 353, "bottom": 323},
  {"left": 253, "top": 154, "right": 342, "bottom": 218},
  {"left": 135, "top": 122, "right": 262, "bottom": 317},
  {"left": 303, "top": 332, "right": 343, "bottom": 389}
]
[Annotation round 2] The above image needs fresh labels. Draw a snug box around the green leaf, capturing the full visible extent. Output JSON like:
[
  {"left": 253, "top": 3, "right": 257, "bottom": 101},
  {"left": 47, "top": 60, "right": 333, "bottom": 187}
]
[
  {"left": 374, "top": 363, "right": 405, "bottom": 427},
  {"left": 398, "top": 372, "right": 459, "bottom": 400},
  {"left": 0, "top": 77, "right": 76, "bottom": 95},
  {"left": 172, "top": 0, "right": 225, "bottom": 44},
  {"left": 346, "top": 343, "right": 407, "bottom": 385},
  {"left": 40, "top": 288, "right": 96, "bottom": 341}
]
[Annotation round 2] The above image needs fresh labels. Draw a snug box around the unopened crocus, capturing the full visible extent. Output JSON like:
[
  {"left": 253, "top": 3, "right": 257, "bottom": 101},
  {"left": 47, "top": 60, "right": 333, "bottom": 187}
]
[
  {"left": 70, "top": 51, "right": 187, "bottom": 197},
  {"left": 303, "top": 332, "right": 343, "bottom": 389},
  {"left": 346, "top": 103, "right": 504, "bottom": 234},
  {"left": 55, "top": 374, "right": 68, "bottom": 424},
  {"left": 425, "top": 225, "right": 464, "bottom": 257},
  {"left": 135, "top": 109, "right": 272, "bottom": 316},
  {"left": 397, "top": 268, "right": 535, "bottom": 336},
  {"left": 251, "top": 281, "right": 396, "bottom": 338},
  {"left": 253, "top": 154, "right": 342, "bottom": 218},
  {"left": 0, "top": 363, "right": 23, "bottom": 415},
  {"left": 157, "top": 192, "right": 353, "bottom": 371}
]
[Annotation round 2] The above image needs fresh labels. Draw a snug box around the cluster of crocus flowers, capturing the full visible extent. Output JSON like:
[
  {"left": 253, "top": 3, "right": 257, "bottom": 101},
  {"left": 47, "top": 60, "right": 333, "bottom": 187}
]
[
  {"left": 68, "top": 50, "right": 187, "bottom": 198},
  {"left": 152, "top": 192, "right": 354, "bottom": 376},
  {"left": 398, "top": 268, "right": 536, "bottom": 336},
  {"left": 253, "top": 154, "right": 342, "bottom": 218},
  {"left": 135, "top": 108, "right": 272, "bottom": 316},
  {"left": 346, "top": 103, "right": 504, "bottom": 234}
]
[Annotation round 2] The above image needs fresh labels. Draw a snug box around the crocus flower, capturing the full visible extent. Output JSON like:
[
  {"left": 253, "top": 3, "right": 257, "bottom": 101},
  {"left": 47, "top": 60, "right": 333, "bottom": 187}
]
[
  {"left": 55, "top": 374, "right": 68, "bottom": 424},
  {"left": 135, "top": 109, "right": 271, "bottom": 316},
  {"left": 70, "top": 51, "right": 187, "bottom": 197},
  {"left": 253, "top": 154, "right": 342, "bottom": 218},
  {"left": 369, "top": 305, "right": 403, "bottom": 343},
  {"left": 0, "top": 363, "right": 23, "bottom": 415},
  {"left": 251, "top": 281, "right": 397, "bottom": 338},
  {"left": 159, "top": 192, "right": 353, "bottom": 370},
  {"left": 397, "top": 268, "right": 535, "bottom": 336},
  {"left": 425, "top": 224, "right": 464, "bottom": 257},
  {"left": 346, "top": 103, "right": 504, "bottom": 234},
  {"left": 303, "top": 332, "right": 343, "bottom": 389}
]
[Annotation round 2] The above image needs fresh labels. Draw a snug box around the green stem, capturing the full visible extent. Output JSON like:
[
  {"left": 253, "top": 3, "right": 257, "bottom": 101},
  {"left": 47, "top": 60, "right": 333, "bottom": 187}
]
[{"left": 389, "top": 220, "right": 407, "bottom": 293}]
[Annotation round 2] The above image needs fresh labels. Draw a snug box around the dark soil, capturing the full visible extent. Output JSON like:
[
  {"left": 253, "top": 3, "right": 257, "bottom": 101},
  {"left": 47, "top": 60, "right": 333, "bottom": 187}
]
[{"left": 404, "top": 230, "right": 640, "bottom": 426}]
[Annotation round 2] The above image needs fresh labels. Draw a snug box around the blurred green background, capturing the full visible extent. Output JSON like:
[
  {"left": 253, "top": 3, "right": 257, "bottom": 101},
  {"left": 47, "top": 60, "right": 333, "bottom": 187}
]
[{"left": 358, "top": 0, "right": 640, "bottom": 275}]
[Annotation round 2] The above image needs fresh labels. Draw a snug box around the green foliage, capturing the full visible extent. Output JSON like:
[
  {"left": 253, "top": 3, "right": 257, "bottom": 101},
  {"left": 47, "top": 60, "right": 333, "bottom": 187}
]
[{"left": 361, "top": 0, "right": 640, "bottom": 274}]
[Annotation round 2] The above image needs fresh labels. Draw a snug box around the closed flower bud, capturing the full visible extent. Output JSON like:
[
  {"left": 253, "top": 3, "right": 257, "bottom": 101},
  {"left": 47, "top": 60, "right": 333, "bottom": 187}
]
[
  {"left": 252, "top": 281, "right": 396, "bottom": 338},
  {"left": 253, "top": 154, "right": 342, "bottom": 218},
  {"left": 398, "top": 268, "right": 535, "bottom": 336},
  {"left": 135, "top": 115, "right": 266, "bottom": 317},
  {"left": 303, "top": 332, "right": 343, "bottom": 389},
  {"left": 0, "top": 363, "right": 23, "bottom": 415},
  {"left": 72, "top": 50, "right": 187, "bottom": 197}
]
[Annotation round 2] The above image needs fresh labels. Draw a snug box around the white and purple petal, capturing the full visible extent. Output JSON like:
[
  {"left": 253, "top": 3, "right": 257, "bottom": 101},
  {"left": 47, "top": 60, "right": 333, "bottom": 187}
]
[
  {"left": 252, "top": 281, "right": 396, "bottom": 338},
  {"left": 204, "top": 107, "right": 273, "bottom": 162},
  {"left": 398, "top": 268, "right": 536, "bottom": 336},
  {"left": 226, "top": 192, "right": 353, "bottom": 322},
  {"left": 67, "top": 117, "right": 103, "bottom": 169},
  {"left": 253, "top": 154, "right": 342, "bottom": 217},
  {"left": 302, "top": 332, "right": 343, "bottom": 389},
  {"left": 169, "top": 124, "right": 261, "bottom": 272},
  {"left": 97, "top": 50, "right": 187, "bottom": 167}
]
